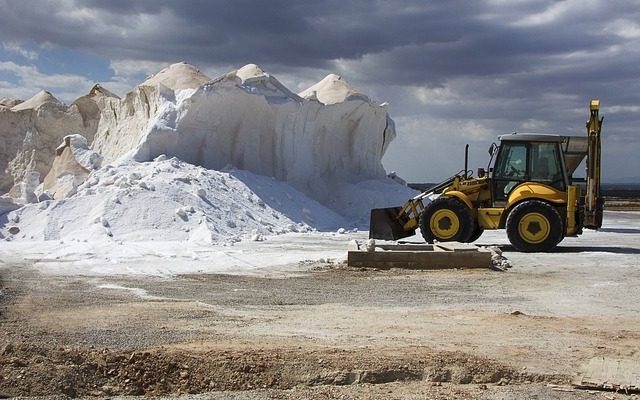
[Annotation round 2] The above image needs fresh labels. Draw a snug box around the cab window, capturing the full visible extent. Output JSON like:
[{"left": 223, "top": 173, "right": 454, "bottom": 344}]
[
  {"left": 494, "top": 143, "right": 526, "bottom": 179},
  {"left": 529, "top": 142, "right": 564, "bottom": 189},
  {"left": 492, "top": 142, "right": 527, "bottom": 203}
]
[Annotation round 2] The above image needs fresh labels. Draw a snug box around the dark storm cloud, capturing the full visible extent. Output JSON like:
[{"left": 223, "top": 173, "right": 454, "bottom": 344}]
[
  {"left": 1, "top": 1, "right": 636, "bottom": 86},
  {"left": 1, "top": 0, "right": 638, "bottom": 181},
  {"left": 0, "top": 1, "right": 496, "bottom": 67}
]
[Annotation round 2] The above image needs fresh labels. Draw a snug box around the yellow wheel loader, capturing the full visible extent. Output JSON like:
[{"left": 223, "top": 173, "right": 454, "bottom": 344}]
[{"left": 370, "top": 100, "right": 603, "bottom": 252}]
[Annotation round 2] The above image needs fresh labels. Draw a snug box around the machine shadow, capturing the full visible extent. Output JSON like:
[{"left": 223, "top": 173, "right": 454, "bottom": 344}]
[
  {"left": 489, "top": 244, "right": 640, "bottom": 255},
  {"left": 551, "top": 246, "right": 640, "bottom": 254},
  {"left": 598, "top": 227, "right": 640, "bottom": 234}
]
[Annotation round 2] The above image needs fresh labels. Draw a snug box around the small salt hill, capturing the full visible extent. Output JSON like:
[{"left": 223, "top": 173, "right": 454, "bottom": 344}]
[
  {"left": 42, "top": 134, "right": 103, "bottom": 200},
  {"left": 84, "top": 83, "right": 120, "bottom": 100},
  {"left": 0, "top": 89, "right": 98, "bottom": 194},
  {"left": 231, "top": 63, "right": 301, "bottom": 99},
  {"left": 298, "top": 74, "right": 368, "bottom": 105},
  {"left": 11, "top": 90, "right": 63, "bottom": 111},
  {"left": 141, "top": 62, "right": 211, "bottom": 90},
  {"left": 0, "top": 97, "right": 23, "bottom": 109}
]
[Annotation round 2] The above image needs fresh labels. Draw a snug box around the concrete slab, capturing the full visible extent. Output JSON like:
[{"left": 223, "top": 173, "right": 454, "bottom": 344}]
[
  {"left": 572, "top": 357, "right": 640, "bottom": 393},
  {"left": 347, "top": 241, "right": 493, "bottom": 270}
]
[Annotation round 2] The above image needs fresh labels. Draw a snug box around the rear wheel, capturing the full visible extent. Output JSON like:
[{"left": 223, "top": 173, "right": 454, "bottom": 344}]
[
  {"left": 506, "top": 200, "right": 564, "bottom": 252},
  {"left": 420, "top": 197, "right": 473, "bottom": 243}
]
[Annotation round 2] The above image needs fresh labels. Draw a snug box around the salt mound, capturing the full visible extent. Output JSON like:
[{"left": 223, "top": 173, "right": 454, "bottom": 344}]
[
  {"left": 85, "top": 83, "right": 120, "bottom": 100},
  {"left": 11, "top": 90, "right": 62, "bottom": 111},
  {"left": 0, "top": 89, "right": 101, "bottom": 194},
  {"left": 298, "top": 74, "right": 368, "bottom": 105},
  {"left": 1, "top": 62, "right": 417, "bottom": 244},
  {"left": 141, "top": 62, "right": 211, "bottom": 90},
  {"left": 235, "top": 63, "right": 267, "bottom": 83},
  {"left": 69, "top": 85, "right": 121, "bottom": 151},
  {"left": 0, "top": 97, "right": 23, "bottom": 109},
  {"left": 233, "top": 64, "right": 301, "bottom": 98},
  {"left": 42, "top": 134, "right": 103, "bottom": 199},
  {"left": 92, "top": 63, "right": 404, "bottom": 217},
  {"left": 2, "top": 158, "right": 346, "bottom": 243},
  {"left": 91, "top": 62, "right": 212, "bottom": 164}
]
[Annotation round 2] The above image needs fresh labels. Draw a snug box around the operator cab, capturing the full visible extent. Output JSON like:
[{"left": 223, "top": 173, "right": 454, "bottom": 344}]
[{"left": 491, "top": 133, "right": 568, "bottom": 206}]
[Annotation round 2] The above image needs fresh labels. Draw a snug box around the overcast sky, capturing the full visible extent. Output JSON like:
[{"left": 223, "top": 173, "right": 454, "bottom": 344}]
[{"left": 1, "top": 0, "right": 638, "bottom": 183}]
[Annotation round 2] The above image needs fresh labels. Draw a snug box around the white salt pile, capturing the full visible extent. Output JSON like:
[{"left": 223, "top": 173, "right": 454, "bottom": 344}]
[
  {"left": 0, "top": 89, "right": 109, "bottom": 194},
  {"left": 6, "top": 157, "right": 347, "bottom": 244},
  {"left": 94, "top": 63, "right": 397, "bottom": 208},
  {"left": 298, "top": 73, "right": 369, "bottom": 105},
  {"left": 140, "top": 62, "right": 211, "bottom": 90},
  {"left": 42, "top": 134, "right": 103, "bottom": 200},
  {"left": 0, "top": 62, "right": 416, "bottom": 244}
]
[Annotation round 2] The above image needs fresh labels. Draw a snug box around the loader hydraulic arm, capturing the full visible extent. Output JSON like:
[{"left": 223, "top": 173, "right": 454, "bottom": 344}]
[{"left": 583, "top": 99, "right": 603, "bottom": 229}]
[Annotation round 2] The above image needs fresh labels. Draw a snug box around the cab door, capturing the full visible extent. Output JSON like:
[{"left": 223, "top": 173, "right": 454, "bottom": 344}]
[{"left": 492, "top": 142, "right": 527, "bottom": 206}]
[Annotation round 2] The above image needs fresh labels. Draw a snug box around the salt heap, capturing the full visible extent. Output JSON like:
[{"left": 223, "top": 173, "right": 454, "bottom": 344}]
[
  {"left": 42, "top": 134, "right": 103, "bottom": 199},
  {"left": 140, "top": 61, "right": 211, "bottom": 90},
  {"left": 0, "top": 88, "right": 116, "bottom": 195},
  {"left": 91, "top": 62, "right": 210, "bottom": 164},
  {"left": 298, "top": 73, "right": 370, "bottom": 105},
  {"left": 8, "top": 157, "right": 346, "bottom": 243},
  {"left": 94, "top": 63, "right": 397, "bottom": 211},
  {"left": 0, "top": 97, "right": 24, "bottom": 109},
  {"left": 1, "top": 62, "right": 416, "bottom": 243}
]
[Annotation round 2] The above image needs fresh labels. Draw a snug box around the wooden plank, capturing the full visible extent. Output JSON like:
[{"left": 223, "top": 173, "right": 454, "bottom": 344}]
[{"left": 572, "top": 357, "right": 640, "bottom": 392}]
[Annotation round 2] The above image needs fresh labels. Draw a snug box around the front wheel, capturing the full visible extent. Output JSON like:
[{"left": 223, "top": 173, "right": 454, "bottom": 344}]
[
  {"left": 420, "top": 197, "right": 474, "bottom": 243},
  {"left": 506, "top": 200, "right": 564, "bottom": 252}
]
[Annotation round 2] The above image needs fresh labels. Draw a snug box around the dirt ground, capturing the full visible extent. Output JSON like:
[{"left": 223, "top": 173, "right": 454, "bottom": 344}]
[{"left": 1, "top": 213, "right": 640, "bottom": 399}]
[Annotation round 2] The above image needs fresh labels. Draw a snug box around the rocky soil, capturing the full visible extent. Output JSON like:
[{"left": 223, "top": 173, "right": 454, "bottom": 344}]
[{"left": 1, "top": 239, "right": 639, "bottom": 400}]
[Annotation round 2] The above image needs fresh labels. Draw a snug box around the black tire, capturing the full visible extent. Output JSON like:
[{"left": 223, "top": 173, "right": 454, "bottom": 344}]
[
  {"left": 506, "top": 200, "right": 564, "bottom": 252},
  {"left": 466, "top": 225, "right": 484, "bottom": 243},
  {"left": 420, "top": 197, "right": 474, "bottom": 243}
]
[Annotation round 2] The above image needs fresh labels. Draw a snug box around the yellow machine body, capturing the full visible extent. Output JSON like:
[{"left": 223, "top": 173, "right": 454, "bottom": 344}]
[{"left": 369, "top": 100, "right": 603, "bottom": 252}]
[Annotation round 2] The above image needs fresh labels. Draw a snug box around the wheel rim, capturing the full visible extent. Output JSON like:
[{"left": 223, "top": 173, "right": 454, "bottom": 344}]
[
  {"left": 518, "top": 212, "right": 550, "bottom": 244},
  {"left": 430, "top": 209, "right": 460, "bottom": 240}
]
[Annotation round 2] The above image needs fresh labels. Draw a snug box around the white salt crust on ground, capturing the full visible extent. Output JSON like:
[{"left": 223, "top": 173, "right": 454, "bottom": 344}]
[{"left": 0, "top": 211, "right": 637, "bottom": 278}]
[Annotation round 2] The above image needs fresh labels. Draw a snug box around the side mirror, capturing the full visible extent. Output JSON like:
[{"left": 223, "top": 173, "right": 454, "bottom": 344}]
[
  {"left": 488, "top": 143, "right": 498, "bottom": 156},
  {"left": 477, "top": 168, "right": 486, "bottom": 178}
]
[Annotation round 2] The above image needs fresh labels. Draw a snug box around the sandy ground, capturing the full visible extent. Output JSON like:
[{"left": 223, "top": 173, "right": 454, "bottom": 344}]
[{"left": 1, "top": 211, "right": 639, "bottom": 399}]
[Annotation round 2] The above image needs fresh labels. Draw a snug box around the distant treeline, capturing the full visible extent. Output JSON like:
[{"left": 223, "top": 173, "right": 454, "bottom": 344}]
[{"left": 600, "top": 184, "right": 640, "bottom": 199}]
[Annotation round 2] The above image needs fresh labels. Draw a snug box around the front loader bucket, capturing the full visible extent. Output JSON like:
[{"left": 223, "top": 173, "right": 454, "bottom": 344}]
[{"left": 369, "top": 207, "right": 415, "bottom": 241}]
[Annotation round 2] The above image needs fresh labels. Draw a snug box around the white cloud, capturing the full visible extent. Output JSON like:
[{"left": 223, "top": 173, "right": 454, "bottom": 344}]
[
  {"left": 521, "top": 119, "right": 551, "bottom": 131},
  {"left": 604, "top": 19, "right": 640, "bottom": 39},
  {"left": 109, "top": 59, "right": 172, "bottom": 81},
  {"left": 413, "top": 86, "right": 458, "bottom": 106},
  {"left": 607, "top": 105, "right": 640, "bottom": 113},
  {"left": 0, "top": 61, "right": 93, "bottom": 103},
  {"left": 2, "top": 41, "right": 39, "bottom": 60},
  {"left": 511, "top": 0, "right": 576, "bottom": 26},
  {"left": 0, "top": 61, "right": 91, "bottom": 89}
]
